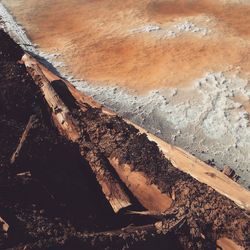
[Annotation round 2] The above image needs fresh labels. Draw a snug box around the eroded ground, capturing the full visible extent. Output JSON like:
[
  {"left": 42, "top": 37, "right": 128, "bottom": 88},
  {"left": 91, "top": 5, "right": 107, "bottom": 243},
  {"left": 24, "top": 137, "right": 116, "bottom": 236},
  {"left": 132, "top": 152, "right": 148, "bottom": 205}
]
[{"left": 1, "top": 0, "right": 250, "bottom": 187}]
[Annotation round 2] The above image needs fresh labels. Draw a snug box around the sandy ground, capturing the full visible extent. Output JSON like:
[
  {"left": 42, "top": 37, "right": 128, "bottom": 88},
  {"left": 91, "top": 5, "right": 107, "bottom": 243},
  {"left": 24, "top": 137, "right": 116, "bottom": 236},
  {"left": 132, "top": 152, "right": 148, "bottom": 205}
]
[{"left": 1, "top": 0, "right": 250, "bottom": 188}]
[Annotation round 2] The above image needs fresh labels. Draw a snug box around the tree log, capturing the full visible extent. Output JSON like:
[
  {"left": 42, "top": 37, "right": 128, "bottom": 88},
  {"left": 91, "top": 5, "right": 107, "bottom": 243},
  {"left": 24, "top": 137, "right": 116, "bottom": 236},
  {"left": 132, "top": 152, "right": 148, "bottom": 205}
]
[
  {"left": 80, "top": 148, "right": 132, "bottom": 213},
  {"left": 217, "top": 237, "right": 244, "bottom": 250},
  {"left": 126, "top": 120, "right": 250, "bottom": 212},
  {"left": 109, "top": 158, "right": 173, "bottom": 213},
  {"left": 29, "top": 56, "right": 173, "bottom": 214},
  {"left": 22, "top": 56, "right": 80, "bottom": 142},
  {"left": 22, "top": 53, "right": 250, "bottom": 212},
  {"left": 21, "top": 54, "right": 132, "bottom": 213}
]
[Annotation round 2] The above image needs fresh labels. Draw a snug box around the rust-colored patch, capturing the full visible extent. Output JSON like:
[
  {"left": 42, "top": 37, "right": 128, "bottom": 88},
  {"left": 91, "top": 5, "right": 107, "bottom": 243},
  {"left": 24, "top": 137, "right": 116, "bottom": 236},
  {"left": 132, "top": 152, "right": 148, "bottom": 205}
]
[
  {"left": 148, "top": 0, "right": 250, "bottom": 37},
  {"left": 68, "top": 35, "right": 249, "bottom": 93},
  {"left": 3, "top": 0, "right": 250, "bottom": 93}
]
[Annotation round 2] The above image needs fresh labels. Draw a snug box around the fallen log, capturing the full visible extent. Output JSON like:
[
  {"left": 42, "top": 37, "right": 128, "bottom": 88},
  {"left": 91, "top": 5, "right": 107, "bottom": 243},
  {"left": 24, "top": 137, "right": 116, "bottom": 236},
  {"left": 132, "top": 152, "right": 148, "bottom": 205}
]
[
  {"left": 30, "top": 54, "right": 250, "bottom": 212},
  {"left": 10, "top": 114, "right": 38, "bottom": 164},
  {"left": 126, "top": 121, "right": 250, "bottom": 212},
  {"left": 81, "top": 148, "right": 133, "bottom": 212},
  {"left": 21, "top": 56, "right": 80, "bottom": 142},
  {"left": 21, "top": 54, "right": 132, "bottom": 213},
  {"left": 22, "top": 53, "right": 173, "bottom": 214}
]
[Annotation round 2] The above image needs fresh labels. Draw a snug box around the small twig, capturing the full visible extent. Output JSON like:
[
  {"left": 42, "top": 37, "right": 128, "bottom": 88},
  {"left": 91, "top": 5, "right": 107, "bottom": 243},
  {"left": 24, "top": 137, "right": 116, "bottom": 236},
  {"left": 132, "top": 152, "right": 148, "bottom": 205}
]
[
  {"left": 10, "top": 114, "right": 38, "bottom": 164},
  {"left": 16, "top": 171, "right": 31, "bottom": 177}
]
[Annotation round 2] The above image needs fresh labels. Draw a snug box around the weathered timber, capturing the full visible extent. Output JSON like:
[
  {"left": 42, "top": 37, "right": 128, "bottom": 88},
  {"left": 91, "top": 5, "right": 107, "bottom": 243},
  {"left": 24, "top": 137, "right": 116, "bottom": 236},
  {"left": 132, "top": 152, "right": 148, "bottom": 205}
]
[
  {"left": 22, "top": 54, "right": 173, "bottom": 214},
  {"left": 126, "top": 120, "right": 250, "bottom": 212},
  {"left": 217, "top": 237, "right": 244, "bottom": 250},
  {"left": 81, "top": 149, "right": 132, "bottom": 213},
  {"left": 21, "top": 54, "right": 132, "bottom": 213},
  {"left": 109, "top": 158, "right": 173, "bottom": 213},
  {"left": 22, "top": 53, "right": 250, "bottom": 212},
  {"left": 32, "top": 58, "right": 173, "bottom": 213},
  {"left": 22, "top": 55, "right": 80, "bottom": 142}
]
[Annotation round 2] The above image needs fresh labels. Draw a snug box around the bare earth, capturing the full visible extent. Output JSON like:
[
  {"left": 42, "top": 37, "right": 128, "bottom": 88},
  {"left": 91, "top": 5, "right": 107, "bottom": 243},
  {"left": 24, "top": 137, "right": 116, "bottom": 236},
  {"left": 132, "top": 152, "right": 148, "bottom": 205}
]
[{"left": 2, "top": 0, "right": 250, "bottom": 188}]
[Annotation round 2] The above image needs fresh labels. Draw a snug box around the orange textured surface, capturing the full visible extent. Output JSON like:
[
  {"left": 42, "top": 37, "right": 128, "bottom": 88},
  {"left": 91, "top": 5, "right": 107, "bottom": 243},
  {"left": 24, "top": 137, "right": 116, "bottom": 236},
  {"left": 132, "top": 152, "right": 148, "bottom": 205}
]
[{"left": 3, "top": 0, "right": 250, "bottom": 93}]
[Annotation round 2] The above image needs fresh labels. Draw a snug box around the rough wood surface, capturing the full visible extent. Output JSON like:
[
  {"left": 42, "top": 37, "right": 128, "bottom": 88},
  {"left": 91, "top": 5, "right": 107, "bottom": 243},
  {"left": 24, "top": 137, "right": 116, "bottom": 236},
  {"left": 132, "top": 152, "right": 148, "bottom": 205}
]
[
  {"left": 21, "top": 54, "right": 132, "bottom": 213},
  {"left": 33, "top": 56, "right": 173, "bottom": 214},
  {"left": 217, "top": 237, "right": 244, "bottom": 250},
  {"left": 109, "top": 158, "right": 173, "bottom": 213},
  {"left": 22, "top": 54, "right": 80, "bottom": 142},
  {"left": 127, "top": 121, "right": 250, "bottom": 212},
  {"left": 81, "top": 150, "right": 132, "bottom": 213}
]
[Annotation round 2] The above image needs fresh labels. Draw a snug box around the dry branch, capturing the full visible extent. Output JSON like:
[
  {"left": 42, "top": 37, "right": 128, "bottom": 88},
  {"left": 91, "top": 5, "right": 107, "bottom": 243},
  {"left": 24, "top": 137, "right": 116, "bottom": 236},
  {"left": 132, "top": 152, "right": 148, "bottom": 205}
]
[
  {"left": 95, "top": 216, "right": 186, "bottom": 236},
  {"left": 10, "top": 114, "right": 37, "bottom": 164},
  {"left": 22, "top": 56, "right": 80, "bottom": 142},
  {"left": 70, "top": 216, "right": 186, "bottom": 248}
]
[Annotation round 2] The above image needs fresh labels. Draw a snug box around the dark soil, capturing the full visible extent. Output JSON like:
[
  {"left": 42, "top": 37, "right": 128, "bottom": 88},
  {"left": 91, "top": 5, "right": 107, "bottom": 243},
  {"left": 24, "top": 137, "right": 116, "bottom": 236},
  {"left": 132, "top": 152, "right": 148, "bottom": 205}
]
[{"left": 0, "top": 29, "right": 249, "bottom": 250}]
